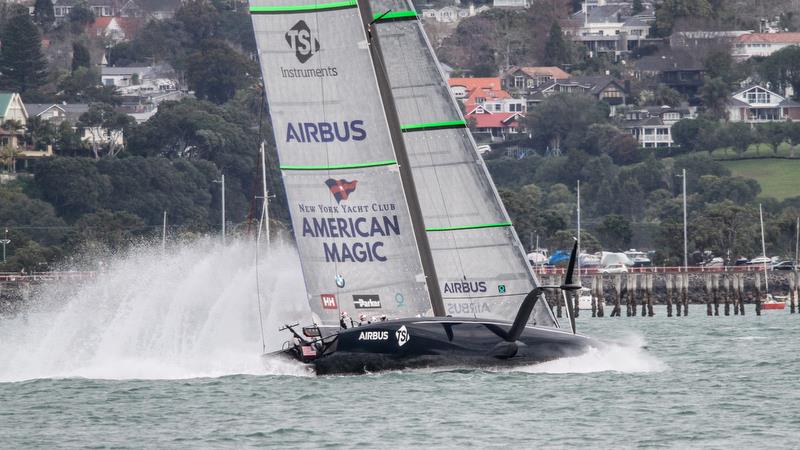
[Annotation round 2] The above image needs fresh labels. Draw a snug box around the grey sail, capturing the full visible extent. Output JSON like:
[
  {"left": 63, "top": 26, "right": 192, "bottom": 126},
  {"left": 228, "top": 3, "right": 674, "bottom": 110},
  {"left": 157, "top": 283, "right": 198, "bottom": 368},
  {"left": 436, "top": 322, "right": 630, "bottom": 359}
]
[
  {"left": 249, "top": 0, "right": 433, "bottom": 324},
  {"left": 366, "top": 0, "right": 558, "bottom": 327}
]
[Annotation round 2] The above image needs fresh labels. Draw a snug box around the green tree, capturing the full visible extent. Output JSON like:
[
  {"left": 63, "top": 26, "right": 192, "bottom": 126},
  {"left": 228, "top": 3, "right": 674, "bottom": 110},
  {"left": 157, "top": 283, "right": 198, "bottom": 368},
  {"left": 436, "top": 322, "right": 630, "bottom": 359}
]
[
  {"left": 33, "top": 0, "right": 55, "bottom": 28},
  {"left": 0, "top": 13, "right": 48, "bottom": 93},
  {"left": 174, "top": 0, "right": 221, "bottom": 42},
  {"left": 68, "top": 0, "right": 95, "bottom": 29},
  {"left": 78, "top": 103, "right": 135, "bottom": 159},
  {"left": 758, "top": 46, "right": 800, "bottom": 99},
  {"left": 33, "top": 157, "right": 112, "bottom": 221},
  {"left": 653, "top": 0, "right": 712, "bottom": 36},
  {"left": 720, "top": 122, "right": 755, "bottom": 156},
  {"left": 72, "top": 42, "right": 91, "bottom": 71},
  {"left": 70, "top": 209, "right": 147, "bottom": 252},
  {"left": 692, "top": 200, "right": 758, "bottom": 259},
  {"left": 632, "top": 0, "right": 644, "bottom": 14},
  {"left": 597, "top": 214, "right": 632, "bottom": 250},
  {"left": 527, "top": 93, "right": 609, "bottom": 152},
  {"left": 699, "top": 77, "right": 731, "bottom": 120},
  {"left": 543, "top": 22, "right": 569, "bottom": 66},
  {"left": 185, "top": 40, "right": 256, "bottom": 104}
]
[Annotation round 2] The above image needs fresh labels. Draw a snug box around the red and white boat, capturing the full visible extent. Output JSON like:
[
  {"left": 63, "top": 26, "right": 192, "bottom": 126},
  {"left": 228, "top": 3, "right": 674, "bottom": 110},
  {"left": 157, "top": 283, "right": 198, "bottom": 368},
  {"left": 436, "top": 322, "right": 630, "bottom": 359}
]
[{"left": 761, "top": 294, "right": 786, "bottom": 310}]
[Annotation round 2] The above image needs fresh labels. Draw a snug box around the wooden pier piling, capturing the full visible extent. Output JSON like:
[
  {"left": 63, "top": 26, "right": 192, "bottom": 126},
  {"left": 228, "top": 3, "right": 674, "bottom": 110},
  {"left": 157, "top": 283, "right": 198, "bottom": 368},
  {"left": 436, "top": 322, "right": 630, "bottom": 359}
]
[{"left": 666, "top": 275, "right": 673, "bottom": 317}]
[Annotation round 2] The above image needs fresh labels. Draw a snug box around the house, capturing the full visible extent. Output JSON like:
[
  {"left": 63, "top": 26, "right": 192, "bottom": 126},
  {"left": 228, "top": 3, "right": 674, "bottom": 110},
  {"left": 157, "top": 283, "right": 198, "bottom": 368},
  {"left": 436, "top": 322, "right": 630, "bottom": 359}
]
[
  {"left": 620, "top": 105, "right": 696, "bottom": 148},
  {"left": 468, "top": 110, "right": 525, "bottom": 142},
  {"left": 526, "top": 75, "right": 628, "bottom": 113},
  {"left": 52, "top": 0, "right": 141, "bottom": 20},
  {"left": 563, "top": 2, "right": 654, "bottom": 59},
  {"left": 448, "top": 77, "right": 525, "bottom": 114},
  {"left": 101, "top": 65, "right": 154, "bottom": 88},
  {"left": 0, "top": 93, "right": 28, "bottom": 150},
  {"left": 492, "top": 0, "right": 529, "bottom": 7},
  {"left": 420, "top": 4, "right": 489, "bottom": 23},
  {"left": 25, "top": 102, "right": 125, "bottom": 149},
  {"left": 501, "top": 66, "right": 571, "bottom": 94},
  {"left": 670, "top": 30, "right": 751, "bottom": 48},
  {"left": 726, "top": 85, "right": 800, "bottom": 123},
  {"left": 86, "top": 16, "right": 142, "bottom": 43},
  {"left": 633, "top": 49, "right": 705, "bottom": 98},
  {"left": 732, "top": 33, "right": 800, "bottom": 60}
]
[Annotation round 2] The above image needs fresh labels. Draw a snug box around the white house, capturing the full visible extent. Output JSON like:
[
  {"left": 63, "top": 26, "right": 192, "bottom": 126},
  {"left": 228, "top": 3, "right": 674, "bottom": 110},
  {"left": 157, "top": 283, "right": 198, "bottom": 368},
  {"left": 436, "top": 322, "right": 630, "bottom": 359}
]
[
  {"left": 101, "top": 66, "right": 154, "bottom": 88},
  {"left": 727, "top": 85, "right": 800, "bottom": 123},
  {"left": 732, "top": 33, "right": 800, "bottom": 60},
  {"left": 564, "top": 2, "right": 653, "bottom": 58},
  {"left": 420, "top": 4, "right": 489, "bottom": 23},
  {"left": 621, "top": 105, "right": 696, "bottom": 148}
]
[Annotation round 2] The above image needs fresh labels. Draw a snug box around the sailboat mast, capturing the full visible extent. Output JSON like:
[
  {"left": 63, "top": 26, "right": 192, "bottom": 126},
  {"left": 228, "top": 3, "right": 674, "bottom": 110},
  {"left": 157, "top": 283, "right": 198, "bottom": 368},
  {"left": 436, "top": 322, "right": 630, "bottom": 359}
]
[
  {"left": 577, "top": 180, "right": 581, "bottom": 275},
  {"left": 356, "top": 0, "right": 445, "bottom": 316},
  {"left": 759, "top": 203, "right": 769, "bottom": 293}
]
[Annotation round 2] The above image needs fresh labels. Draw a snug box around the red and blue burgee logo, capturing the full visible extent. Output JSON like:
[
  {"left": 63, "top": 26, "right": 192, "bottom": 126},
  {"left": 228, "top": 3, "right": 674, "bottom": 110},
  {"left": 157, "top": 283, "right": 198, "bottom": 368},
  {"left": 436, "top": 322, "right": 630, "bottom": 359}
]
[{"left": 325, "top": 179, "right": 357, "bottom": 203}]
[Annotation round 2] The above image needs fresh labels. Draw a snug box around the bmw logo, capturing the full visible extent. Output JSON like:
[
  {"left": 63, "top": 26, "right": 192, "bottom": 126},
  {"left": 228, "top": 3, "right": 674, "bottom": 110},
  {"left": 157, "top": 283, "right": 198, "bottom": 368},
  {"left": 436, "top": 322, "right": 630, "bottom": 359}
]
[{"left": 335, "top": 275, "right": 345, "bottom": 288}]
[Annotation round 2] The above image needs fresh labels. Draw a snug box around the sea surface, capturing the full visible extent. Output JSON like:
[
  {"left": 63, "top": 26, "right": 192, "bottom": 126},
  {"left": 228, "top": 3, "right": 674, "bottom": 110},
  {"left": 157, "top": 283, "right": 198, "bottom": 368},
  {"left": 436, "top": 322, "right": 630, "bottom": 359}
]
[{"left": 1, "top": 240, "right": 799, "bottom": 449}]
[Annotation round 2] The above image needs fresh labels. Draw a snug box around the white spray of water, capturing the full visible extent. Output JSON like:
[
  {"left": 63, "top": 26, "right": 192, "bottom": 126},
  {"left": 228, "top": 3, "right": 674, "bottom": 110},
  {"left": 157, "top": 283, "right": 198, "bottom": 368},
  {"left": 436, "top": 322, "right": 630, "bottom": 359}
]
[
  {"left": 0, "top": 238, "right": 312, "bottom": 382},
  {"left": 512, "top": 333, "right": 666, "bottom": 374}
]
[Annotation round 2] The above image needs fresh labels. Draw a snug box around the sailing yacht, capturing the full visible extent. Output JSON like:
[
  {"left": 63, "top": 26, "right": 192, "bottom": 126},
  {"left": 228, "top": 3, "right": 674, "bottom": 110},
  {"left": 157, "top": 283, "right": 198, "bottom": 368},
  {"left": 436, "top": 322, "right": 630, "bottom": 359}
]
[{"left": 249, "top": 0, "right": 598, "bottom": 374}]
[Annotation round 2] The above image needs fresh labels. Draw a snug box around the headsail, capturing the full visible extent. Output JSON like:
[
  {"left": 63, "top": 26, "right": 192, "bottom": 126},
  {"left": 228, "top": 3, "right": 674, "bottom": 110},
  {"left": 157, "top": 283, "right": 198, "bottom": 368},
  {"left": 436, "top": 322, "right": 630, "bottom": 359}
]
[
  {"left": 249, "top": 0, "right": 433, "bottom": 324},
  {"left": 366, "top": 0, "right": 558, "bottom": 327}
]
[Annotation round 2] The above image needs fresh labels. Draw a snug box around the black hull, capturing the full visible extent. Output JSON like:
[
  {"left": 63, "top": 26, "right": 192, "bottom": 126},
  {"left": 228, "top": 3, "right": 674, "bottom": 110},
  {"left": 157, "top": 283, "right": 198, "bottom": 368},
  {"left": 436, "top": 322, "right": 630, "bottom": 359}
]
[{"left": 269, "top": 317, "right": 598, "bottom": 375}]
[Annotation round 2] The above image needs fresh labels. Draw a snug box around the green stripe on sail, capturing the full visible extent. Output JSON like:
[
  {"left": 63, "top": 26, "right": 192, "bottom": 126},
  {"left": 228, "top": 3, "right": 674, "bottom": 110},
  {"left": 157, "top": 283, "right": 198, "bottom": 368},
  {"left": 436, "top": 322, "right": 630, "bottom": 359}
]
[
  {"left": 401, "top": 120, "right": 467, "bottom": 132},
  {"left": 250, "top": 0, "right": 356, "bottom": 14},
  {"left": 373, "top": 11, "right": 418, "bottom": 21},
  {"left": 426, "top": 222, "right": 512, "bottom": 232},
  {"left": 280, "top": 160, "right": 397, "bottom": 170}
]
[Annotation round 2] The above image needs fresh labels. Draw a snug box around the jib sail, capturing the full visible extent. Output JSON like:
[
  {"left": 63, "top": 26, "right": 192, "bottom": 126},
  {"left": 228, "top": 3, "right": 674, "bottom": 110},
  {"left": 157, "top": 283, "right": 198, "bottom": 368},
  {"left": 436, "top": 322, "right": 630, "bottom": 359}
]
[
  {"left": 249, "top": 0, "right": 433, "bottom": 324},
  {"left": 366, "top": 0, "right": 558, "bottom": 327}
]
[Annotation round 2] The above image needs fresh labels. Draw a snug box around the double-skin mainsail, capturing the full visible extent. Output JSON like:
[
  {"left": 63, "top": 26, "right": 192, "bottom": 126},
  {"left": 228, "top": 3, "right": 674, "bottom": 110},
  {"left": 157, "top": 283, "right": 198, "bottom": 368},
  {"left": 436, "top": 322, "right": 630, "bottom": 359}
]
[{"left": 249, "top": 0, "right": 558, "bottom": 329}]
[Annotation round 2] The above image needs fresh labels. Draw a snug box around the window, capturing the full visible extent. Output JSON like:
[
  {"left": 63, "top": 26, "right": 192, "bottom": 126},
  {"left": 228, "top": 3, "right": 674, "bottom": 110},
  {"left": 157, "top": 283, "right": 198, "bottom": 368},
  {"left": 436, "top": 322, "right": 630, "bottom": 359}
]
[
  {"left": 509, "top": 103, "right": 522, "bottom": 112},
  {"left": 476, "top": 97, "right": 485, "bottom": 104},
  {"left": 514, "top": 76, "right": 524, "bottom": 88},
  {"left": 527, "top": 79, "right": 535, "bottom": 88},
  {"left": 657, "top": 128, "right": 669, "bottom": 135},
  {"left": 644, "top": 128, "right": 654, "bottom": 135}
]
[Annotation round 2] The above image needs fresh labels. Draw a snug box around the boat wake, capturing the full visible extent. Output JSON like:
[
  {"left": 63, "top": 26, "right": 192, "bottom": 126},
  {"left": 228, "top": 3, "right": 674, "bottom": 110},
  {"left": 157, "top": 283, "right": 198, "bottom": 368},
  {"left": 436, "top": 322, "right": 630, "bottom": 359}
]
[
  {"left": 510, "top": 334, "right": 666, "bottom": 374},
  {"left": 0, "top": 238, "right": 311, "bottom": 383}
]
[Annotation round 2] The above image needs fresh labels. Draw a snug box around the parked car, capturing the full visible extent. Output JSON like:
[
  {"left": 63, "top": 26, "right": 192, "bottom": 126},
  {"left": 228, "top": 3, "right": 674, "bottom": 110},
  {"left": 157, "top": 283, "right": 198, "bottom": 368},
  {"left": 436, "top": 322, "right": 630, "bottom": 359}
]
[
  {"left": 734, "top": 258, "right": 749, "bottom": 266},
  {"left": 748, "top": 256, "right": 771, "bottom": 265},
  {"left": 772, "top": 261, "right": 796, "bottom": 271},
  {"left": 599, "top": 263, "right": 628, "bottom": 274}
]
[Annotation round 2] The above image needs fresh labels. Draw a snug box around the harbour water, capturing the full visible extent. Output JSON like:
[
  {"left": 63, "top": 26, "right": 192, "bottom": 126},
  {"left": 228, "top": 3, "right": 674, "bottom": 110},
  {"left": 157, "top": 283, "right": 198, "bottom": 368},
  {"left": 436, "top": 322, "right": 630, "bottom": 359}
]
[{"left": 1, "top": 240, "right": 799, "bottom": 448}]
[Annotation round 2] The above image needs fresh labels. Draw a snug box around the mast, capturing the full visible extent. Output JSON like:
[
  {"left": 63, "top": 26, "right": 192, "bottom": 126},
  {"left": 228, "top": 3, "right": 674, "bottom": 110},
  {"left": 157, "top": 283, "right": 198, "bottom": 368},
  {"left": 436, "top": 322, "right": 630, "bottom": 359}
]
[
  {"left": 577, "top": 180, "right": 581, "bottom": 276},
  {"left": 759, "top": 203, "right": 769, "bottom": 294},
  {"left": 356, "top": 0, "right": 445, "bottom": 316}
]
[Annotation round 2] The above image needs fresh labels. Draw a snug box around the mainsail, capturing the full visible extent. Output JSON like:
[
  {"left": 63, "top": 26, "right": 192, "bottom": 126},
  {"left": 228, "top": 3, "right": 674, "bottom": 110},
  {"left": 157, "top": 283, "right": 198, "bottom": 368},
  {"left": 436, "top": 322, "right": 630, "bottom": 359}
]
[
  {"left": 366, "top": 0, "right": 558, "bottom": 327},
  {"left": 249, "top": 0, "right": 434, "bottom": 324}
]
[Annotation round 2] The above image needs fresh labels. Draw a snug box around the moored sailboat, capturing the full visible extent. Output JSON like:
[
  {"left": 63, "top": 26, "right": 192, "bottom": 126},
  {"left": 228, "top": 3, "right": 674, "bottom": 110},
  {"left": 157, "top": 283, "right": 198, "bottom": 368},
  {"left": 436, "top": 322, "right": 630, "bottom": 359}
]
[{"left": 249, "top": 0, "right": 599, "bottom": 373}]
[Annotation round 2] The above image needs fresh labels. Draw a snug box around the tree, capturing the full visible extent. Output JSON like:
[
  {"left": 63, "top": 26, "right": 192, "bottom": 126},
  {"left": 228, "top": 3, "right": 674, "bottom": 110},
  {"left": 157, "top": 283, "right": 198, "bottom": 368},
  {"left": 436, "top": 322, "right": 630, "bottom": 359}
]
[
  {"left": 543, "top": 22, "right": 569, "bottom": 66},
  {"left": 72, "top": 42, "right": 91, "bottom": 71},
  {"left": 174, "top": 0, "right": 221, "bottom": 42},
  {"left": 632, "top": 0, "right": 644, "bottom": 14},
  {"left": 185, "top": 40, "right": 256, "bottom": 104},
  {"left": 68, "top": 0, "right": 95, "bottom": 30},
  {"left": 0, "top": 13, "right": 48, "bottom": 93},
  {"left": 33, "top": 0, "right": 55, "bottom": 28},
  {"left": 671, "top": 117, "right": 718, "bottom": 151},
  {"left": 720, "top": 122, "right": 755, "bottom": 156},
  {"left": 758, "top": 46, "right": 800, "bottom": 99},
  {"left": 33, "top": 157, "right": 112, "bottom": 221},
  {"left": 692, "top": 200, "right": 758, "bottom": 259},
  {"left": 78, "top": 103, "right": 135, "bottom": 158},
  {"left": 699, "top": 77, "right": 731, "bottom": 120},
  {"left": 598, "top": 214, "right": 632, "bottom": 250},
  {"left": 640, "top": 84, "right": 685, "bottom": 107},
  {"left": 653, "top": 0, "right": 713, "bottom": 36},
  {"left": 71, "top": 209, "right": 146, "bottom": 252},
  {"left": 527, "top": 93, "right": 609, "bottom": 152}
]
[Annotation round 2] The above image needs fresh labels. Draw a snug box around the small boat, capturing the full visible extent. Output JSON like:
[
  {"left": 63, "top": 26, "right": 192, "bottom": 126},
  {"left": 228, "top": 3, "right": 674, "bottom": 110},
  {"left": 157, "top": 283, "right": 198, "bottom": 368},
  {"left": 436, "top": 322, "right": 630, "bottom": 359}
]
[
  {"left": 577, "top": 287, "right": 594, "bottom": 310},
  {"left": 761, "top": 294, "right": 786, "bottom": 310}
]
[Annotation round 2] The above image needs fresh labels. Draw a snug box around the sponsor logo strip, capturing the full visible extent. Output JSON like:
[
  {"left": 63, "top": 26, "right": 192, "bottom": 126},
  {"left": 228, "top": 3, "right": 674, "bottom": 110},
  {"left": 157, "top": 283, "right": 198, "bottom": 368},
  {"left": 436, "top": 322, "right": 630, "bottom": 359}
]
[
  {"left": 425, "top": 221, "right": 512, "bottom": 232},
  {"left": 280, "top": 160, "right": 398, "bottom": 171},
  {"left": 400, "top": 120, "right": 467, "bottom": 133},
  {"left": 250, "top": 0, "right": 357, "bottom": 14},
  {"left": 372, "top": 11, "right": 418, "bottom": 22}
]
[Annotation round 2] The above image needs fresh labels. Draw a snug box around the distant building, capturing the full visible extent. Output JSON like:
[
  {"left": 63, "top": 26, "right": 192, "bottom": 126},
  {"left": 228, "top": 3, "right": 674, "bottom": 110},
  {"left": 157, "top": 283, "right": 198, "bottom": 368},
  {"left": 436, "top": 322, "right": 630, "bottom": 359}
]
[
  {"left": 501, "top": 66, "right": 571, "bottom": 94},
  {"left": 492, "top": 0, "right": 529, "bottom": 7},
  {"left": 101, "top": 65, "right": 155, "bottom": 88},
  {"left": 447, "top": 78, "right": 526, "bottom": 142},
  {"left": 52, "top": 0, "right": 142, "bottom": 20},
  {"left": 420, "top": 4, "right": 489, "bottom": 23},
  {"left": 633, "top": 49, "right": 705, "bottom": 98},
  {"left": 86, "top": 17, "right": 142, "bottom": 43},
  {"left": 620, "top": 105, "right": 696, "bottom": 148},
  {"left": 732, "top": 33, "right": 800, "bottom": 60},
  {"left": 526, "top": 75, "right": 628, "bottom": 114},
  {"left": 468, "top": 111, "right": 525, "bottom": 142},
  {"left": 0, "top": 93, "right": 28, "bottom": 150},
  {"left": 726, "top": 85, "right": 800, "bottom": 123},
  {"left": 563, "top": 2, "right": 654, "bottom": 59}
]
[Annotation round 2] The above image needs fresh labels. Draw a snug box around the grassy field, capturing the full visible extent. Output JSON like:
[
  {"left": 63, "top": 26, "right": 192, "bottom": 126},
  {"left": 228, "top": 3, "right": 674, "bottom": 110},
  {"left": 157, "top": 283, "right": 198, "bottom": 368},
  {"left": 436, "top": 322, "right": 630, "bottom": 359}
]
[{"left": 722, "top": 159, "right": 800, "bottom": 200}]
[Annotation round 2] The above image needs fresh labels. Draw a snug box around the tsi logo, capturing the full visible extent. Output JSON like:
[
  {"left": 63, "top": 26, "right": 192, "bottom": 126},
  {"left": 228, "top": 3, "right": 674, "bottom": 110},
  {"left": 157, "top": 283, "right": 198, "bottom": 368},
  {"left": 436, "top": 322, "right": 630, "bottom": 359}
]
[
  {"left": 396, "top": 325, "right": 410, "bottom": 347},
  {"left": 285, "top": 20, "right": 319, "bottom": 63}
]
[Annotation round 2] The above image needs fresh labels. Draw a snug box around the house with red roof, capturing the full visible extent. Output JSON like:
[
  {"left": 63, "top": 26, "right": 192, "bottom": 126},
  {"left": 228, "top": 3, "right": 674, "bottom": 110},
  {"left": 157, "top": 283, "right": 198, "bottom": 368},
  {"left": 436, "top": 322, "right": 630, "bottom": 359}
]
[
  {"left": 448, "top": 77, "right": 527, "bottom": 142},
  {"left": 732, "top": 33, "right": 800, "bottom": 60},
  {"left": 87, "top": 16, "right": 142, "bottom": 43}
]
